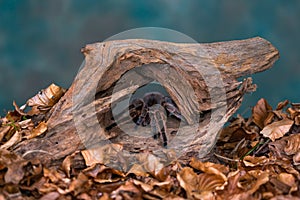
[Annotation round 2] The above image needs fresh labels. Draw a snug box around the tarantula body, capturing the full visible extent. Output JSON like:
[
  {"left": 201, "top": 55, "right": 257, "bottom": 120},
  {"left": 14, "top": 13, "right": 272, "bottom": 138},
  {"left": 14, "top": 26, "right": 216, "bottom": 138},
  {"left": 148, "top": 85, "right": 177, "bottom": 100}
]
[{"left": 107, "top": 92, "right": 183, "bottom": 147}]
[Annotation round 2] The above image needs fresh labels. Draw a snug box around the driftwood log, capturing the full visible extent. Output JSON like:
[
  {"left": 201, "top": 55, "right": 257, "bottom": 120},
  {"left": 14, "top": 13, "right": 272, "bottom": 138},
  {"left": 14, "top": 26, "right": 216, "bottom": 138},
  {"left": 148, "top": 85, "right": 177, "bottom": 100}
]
[{"left": 13, "top": 37, "right": 278, "bottom": 170}]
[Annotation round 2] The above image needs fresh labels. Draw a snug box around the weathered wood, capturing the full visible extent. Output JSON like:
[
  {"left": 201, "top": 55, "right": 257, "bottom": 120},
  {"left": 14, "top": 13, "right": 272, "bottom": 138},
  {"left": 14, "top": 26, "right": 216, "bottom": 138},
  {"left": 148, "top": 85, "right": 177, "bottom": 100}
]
[{"left": 13, "top": 37, "right": 279, "bottom": 168}]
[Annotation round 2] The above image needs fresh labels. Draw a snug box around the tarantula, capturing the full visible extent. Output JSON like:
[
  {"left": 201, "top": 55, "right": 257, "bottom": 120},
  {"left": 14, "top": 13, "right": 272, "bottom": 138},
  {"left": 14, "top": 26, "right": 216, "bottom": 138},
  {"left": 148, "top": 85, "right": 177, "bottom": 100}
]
[{"left": 106, "top": 92, "right": 183, "bottom": 146}]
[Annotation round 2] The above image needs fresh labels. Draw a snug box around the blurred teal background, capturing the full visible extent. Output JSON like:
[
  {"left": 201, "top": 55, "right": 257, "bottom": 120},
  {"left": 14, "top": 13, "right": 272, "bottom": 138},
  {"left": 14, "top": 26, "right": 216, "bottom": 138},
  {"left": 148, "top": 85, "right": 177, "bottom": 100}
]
[{"left": 0, "top": 0, "right": 299, "bottom": 116}]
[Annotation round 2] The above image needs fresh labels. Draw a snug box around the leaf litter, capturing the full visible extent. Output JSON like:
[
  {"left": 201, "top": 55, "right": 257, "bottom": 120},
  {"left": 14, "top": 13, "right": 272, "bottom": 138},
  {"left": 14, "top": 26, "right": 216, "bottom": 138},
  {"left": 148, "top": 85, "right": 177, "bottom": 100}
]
[{"left": 0, "top": 85, "right": 300, "bottom": 199}]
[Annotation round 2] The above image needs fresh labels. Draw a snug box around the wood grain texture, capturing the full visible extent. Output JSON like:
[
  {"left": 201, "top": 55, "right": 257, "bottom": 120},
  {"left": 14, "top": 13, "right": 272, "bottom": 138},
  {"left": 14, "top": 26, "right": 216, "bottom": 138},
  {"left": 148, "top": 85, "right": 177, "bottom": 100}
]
[{"left": 13, "top": 37, "right": 279, "bottom": 167}]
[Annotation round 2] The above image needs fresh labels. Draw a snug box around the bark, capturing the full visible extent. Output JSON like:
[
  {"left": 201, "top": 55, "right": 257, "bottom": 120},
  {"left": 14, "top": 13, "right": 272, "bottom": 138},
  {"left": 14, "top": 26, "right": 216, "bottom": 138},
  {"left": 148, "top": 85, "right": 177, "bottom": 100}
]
[{"left": 13, "top": 37, "right": 279, "bottom": 168}]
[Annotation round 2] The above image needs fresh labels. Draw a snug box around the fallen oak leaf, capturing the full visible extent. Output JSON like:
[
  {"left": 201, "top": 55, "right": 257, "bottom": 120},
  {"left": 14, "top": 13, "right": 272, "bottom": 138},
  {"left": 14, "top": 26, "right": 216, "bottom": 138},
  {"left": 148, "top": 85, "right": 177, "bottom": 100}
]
[{"left": 260, "top": 118, "right": 293, "bottom": 141}]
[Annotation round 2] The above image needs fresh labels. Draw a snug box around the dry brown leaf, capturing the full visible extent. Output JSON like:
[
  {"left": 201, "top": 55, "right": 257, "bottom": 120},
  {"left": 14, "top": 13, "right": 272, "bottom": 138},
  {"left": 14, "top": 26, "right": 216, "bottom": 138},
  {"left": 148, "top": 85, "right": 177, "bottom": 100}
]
[
  {"left": 82, "top": 163, "right": 125, "bottom": 184},
  {"left": 283, "top": 134, "right": 300, "bottom": 155},
  {"left": 176, "top": 167, "right": 198, "bottom": 199},
  {"left": 154, "top": 161, "right": 181, "bottom": 182},
  {"left": 61, "top": 151, "right": 78, "bottom": 178},
  {"left": 261, "top": 118, "right": 293, "bottom": 141},
  {"left": 295, "top": 115, "right": 300, "bottom": 126},
  {"left": 291, "top": 103, "right": 300, "bottom": 112},
  {"left": 293, "top": 151, "right": 300, "bottom": 166},
  {"left": 12, "top": 101, "right": 27, "bottom": 116},
  {"left": 198, "top": 173, "right": 227, "bottom": 191},
  {"left": 277, "top": 173, "right": 298, "bottom": 193},
  {"left": 0, "top": 126, "right": 11, "bottom": 141},
  {"left": 0, "top": 130, "right": 22, "bottom": 149},
  {"left": 111, "top": 181, "right": 142, "bottom": 199},
  {"left": 69, "top": 172, "right": 90, "bottom": 196},
  {"left": 5, "top": 110, "right": 22, "bottom": 124},
  {"left": 17, "top": 118, "right": 34, "bottom": 130},
  {"left": 126, "top": 163, "right": 148, "bottom": 177},
  {"left": 287, "top": 107, "right": 299, "bottom": 120},
  {"left": 40, "top": 192, "right": 60, "bottom": 200},
  {"left": 0, "top": 149, "right": 28, "bottom": 185},
  {"left": 62, "top": 155, "right": 73, "bottom": 178},
  {"left": 132, "top": 179, "right": 153, "bottom": 192},
  {"left": 243, "top": 155, "right": 269, "bottom": 167},
  {"left": 25, "top": 121, "right": 47, "bottom": 139},
  {"left": 137, "top": 152, "right": 164, "bottom": 177},
  {"left": 27, "top": 83, "right": 65, "bottom": 110},
  {"left": 252, "top": 98, "right": 273, "bottom": 129},
  {"left": 82, "top": 163, "right": 106, "bottom": 178},
  {"left": 43, "top": 168, "right": 66, "bottom": 183},
  {"left": 276, "top": 100, "right": 289, "bottom": 110},
  {"left": 177, "top": 167, "right": 225, "bottom": 199},
  {"left": 190, "top": 157, "right": 229, "bottom": 178},
  {"left": 81, "top": 143, "right": 125, "bottom": 170},
  {"left": 238, "top": 170, "right": 269, "bottom": 195}
]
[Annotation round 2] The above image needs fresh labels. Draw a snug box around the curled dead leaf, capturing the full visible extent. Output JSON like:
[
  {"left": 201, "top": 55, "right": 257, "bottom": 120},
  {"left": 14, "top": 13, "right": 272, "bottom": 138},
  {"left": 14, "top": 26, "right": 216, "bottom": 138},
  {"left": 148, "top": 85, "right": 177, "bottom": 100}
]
[
  {"left": 68, "top": 172, "right": 90, "bottom": 196},
  {"left": 126, "top": 163, "right": 148, "bottom": 177},
  {"left": 276, "top": 100, "right": 289, "bottom": 110},
  {"left": 190, "top": 157, "right": 229, "bottom": 179},
  {"left": 13, "top": 101, "right": 27, "bottom": 116},
  {"left": 283, "top": 134, "right": 300, "bottom": 155},
  {"left": 242, "top": 155, "right": 269, "bottom": 167},
  {"left": 17, "top": 119, "right": 34, "bottom": 130},
  {"left": 137, "top": 152, "right": 164, "bottom": 177},
  {"left": 25, "top": 121, "right": 47, "bottom": 139},
  {"left": 0, "top": 126, "right": 11, "bottom": 141},
  {"left": 0, "top": 149, "right": 28, "bottom": 185},
  {"left": 0, "top": 130, "right": 22, "bottom": 149},
  {"left": 238, "top": 170, "right": 269, "bottom": 195},
  {"left": 292, "top": 151, "right": 300, "bottom": 166},
  {"left": 277, "top": 173, "right": 298, "bottom": 193},
  {"left": 27, "top": 83, "right": 65, "bottom": 108},
  {"left": 81, "top": 143, "right": 124, "bottom": 169},
  {"left": 111, "top": 181, "right": 142, "bottom": 199},
  {"left": 252, "top": 98, "right": 273, "bottom": 129},
  {"left": 260, "top": 118, "right": 293, "bottom": 141},
  {"left": 26, "top": 83, "right": 65, "bottom": 115},
  {"left": 177, "top": 167, "right": 226, "bottom": 199}
]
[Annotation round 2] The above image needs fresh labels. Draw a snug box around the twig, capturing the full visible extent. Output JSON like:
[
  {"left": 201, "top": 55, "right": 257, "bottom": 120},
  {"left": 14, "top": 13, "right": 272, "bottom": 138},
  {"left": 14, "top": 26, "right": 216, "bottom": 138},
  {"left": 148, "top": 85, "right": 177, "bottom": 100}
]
[
  {"left": 22, "top": 149, "right": 53, "bottom": 158},
  {"left": 214, "top": 153, "right": 239, "bottom": 162}
]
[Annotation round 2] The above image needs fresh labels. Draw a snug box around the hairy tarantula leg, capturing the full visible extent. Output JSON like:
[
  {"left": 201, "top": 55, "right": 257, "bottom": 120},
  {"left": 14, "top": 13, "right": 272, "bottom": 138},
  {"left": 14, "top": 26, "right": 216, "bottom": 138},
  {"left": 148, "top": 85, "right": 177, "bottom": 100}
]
[
  {"left": 161, "top": 96, "right": 184, "bottom": 120},
  {"left": 136, "top": 106, "right": 149, "bottom": 126},
  {"left": 159, "top": 110, "right": 168, "bottom": 147},
  {"left": 163, "top": 102, "right": 185, "bottom": 121},
  {"left": 161, "top": 127, "right": 168, "bottom": 147},
  {"left": 149, "top": 105, "right": 168, "bottom": 147}
]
